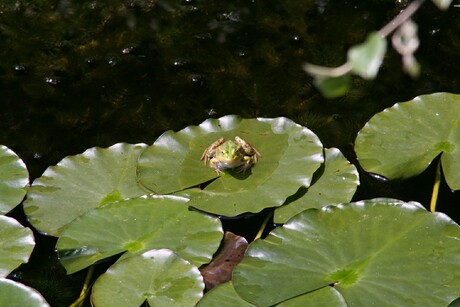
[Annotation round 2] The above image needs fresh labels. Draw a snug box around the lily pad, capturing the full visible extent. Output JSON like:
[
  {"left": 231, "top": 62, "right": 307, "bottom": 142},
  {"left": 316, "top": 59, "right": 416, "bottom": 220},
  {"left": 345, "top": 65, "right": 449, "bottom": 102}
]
[
  {"left": 138, "top": 115, "right": 324, "bottom": 217},
  {"left": 0, "top": 279, "right": 49, "bottom": 307},
  {"left": 0, "top": 216, "right": 35, "bottom": 278},
  {"left": 0, "top": 145, "right": 29, "bottom": 214},
  {"left": 197, "top": 282, "right": 255, "bottom": 307},
  {"left": 274, "top": 148, "right": 359, "bottom": 224},
  {"left": 233, "top": 199, "right": 460, "bottom": 306},
  {"left": 24, "top": 143, "right": 148, "bottom": 236},
  {"left": 56, "top": 195, "right": 223, "bottom": 274},
  {"left": 91, "top": 249, "right": 204, "bottom": 307},
  {"left": 280, "top": 287, "right": 347, "bottom": 306},
  {"left": 355, "top": 93, "right": 460, "bottom": 190}
]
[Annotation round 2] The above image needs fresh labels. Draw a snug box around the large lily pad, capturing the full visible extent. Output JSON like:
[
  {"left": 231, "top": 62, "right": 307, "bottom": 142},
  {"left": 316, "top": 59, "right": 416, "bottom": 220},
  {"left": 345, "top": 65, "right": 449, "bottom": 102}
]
[
  {"left": 91, "top": 249, "right": 204, "bottom": 307},
  {"left": 138, "top": 115, "right": 324, "bottom": 217},
  {"left": 0, "top": 145, "right": 29, "bottom": 214},
  {"left": 233, "top": 199, "right": 460, "bottom": 306},
  {"left": 197, "top": 282, "right": 255, "bottom": 307},
  {"left": 355, "top": 93, "right": 460, "bottom": 190},
  {"left": 0, "top": 216, "right": 35, "bottom": 278},
  {"left": 24, "top": 143, "right": 148, "bottom": 236},
  {"left": 0, "top": 279, "right": 49, "bottom": 307},
  {"left": 56, "top": 195, "right": 223, "bottom": 274},
  {"left": 279, "top": 287, "right": 347, "bottom": 306},
  {"left": 274, "top": 148, "right": 359, "bottom": 224}
]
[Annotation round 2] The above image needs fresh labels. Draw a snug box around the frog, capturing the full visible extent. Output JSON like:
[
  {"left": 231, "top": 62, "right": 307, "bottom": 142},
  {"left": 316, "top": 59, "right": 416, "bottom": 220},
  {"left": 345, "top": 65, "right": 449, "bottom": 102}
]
[{"left": 201, "top": 136, "right": 261, "bottom": 174}]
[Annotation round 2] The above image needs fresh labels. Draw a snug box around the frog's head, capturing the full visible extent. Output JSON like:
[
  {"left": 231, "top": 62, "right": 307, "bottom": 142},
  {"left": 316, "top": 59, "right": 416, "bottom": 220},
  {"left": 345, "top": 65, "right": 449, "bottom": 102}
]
[{"left": 215, "top": 140, "right": 243, "bottom": 162}]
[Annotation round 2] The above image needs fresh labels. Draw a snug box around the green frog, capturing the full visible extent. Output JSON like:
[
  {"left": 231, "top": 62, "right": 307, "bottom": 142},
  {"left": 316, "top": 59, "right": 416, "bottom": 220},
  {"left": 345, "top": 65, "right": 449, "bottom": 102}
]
[{"left": 201, "top": 136, "right": 261, "bottom": 174}]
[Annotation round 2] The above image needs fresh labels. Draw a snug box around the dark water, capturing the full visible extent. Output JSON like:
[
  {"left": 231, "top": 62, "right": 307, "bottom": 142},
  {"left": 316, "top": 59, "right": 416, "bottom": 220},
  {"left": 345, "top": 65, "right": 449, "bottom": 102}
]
[{"left": 1, "top": 1, "right": 459, "bottom": 305}]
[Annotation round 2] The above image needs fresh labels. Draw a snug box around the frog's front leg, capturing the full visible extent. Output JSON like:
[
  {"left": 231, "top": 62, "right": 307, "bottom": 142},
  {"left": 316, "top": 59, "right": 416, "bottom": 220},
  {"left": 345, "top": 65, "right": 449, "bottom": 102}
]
[
  {"left": 201, "top": 137, "right": 225, "bottom": 165},
  {"left": 209, "top": 158, "right": 225, "bottom": 175}
]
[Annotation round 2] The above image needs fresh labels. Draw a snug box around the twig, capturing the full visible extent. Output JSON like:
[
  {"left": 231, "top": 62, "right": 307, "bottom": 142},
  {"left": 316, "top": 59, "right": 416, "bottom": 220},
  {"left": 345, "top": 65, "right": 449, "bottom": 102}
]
[{"left": 378, "top": 0, "right": 426, "bottom": 37}]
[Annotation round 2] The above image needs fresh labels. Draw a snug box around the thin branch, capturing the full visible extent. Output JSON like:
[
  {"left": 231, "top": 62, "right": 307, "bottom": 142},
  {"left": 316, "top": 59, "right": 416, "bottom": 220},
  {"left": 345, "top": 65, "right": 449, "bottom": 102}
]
[
  {"left": 302, "top": 62, "right": 352, "bottom": 78},
  {"left": 378, "top": 0, "right": 426, "bottom": 37}
]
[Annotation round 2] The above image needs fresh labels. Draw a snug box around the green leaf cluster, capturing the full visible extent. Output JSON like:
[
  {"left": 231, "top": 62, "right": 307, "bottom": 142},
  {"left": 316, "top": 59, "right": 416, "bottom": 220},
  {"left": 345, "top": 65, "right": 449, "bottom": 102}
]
[
  {"left": 0, "top": 146, "right": 47, "bottom": 306},
  {"left": 2, "top": 93, "right": 460, "bottom": 305}
]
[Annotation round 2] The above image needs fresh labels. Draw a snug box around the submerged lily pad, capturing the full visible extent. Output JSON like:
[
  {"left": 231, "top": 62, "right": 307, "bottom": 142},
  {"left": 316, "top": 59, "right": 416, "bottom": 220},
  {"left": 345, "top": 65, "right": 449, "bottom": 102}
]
[
  {"left": 0, "top": 145, "right": 29, "bottom": 214},
  {"left": 138, "top": 115, "right": 324, "bottom": 217},
  {"left": 233, "top": 199, "right": 460, "bottom": 306},
  {"left": 355, "top": 93, "right": 460, "bottom": 190},
  {"left": 274, "top": 148, "right": 359, "bottom": 224},
  {"left": 0, "top": 279, "right": 49, "bottom": 307},
  {"left": 0, "top": 216, "right": 35, "bottom": 278},
  {"left": 24, "top": 143, "right": 148, "bottom": 236},
  {"left": 57, "top": 195, "right": 222, "bottom": 274},
  {"left": 91, "top": 249, "right": 204, "bottom": 307}
]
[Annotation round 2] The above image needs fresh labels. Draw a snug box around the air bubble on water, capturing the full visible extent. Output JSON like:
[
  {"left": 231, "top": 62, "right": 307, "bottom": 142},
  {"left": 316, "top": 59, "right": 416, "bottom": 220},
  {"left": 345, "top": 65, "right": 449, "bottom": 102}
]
[
  {"left": 106, "top": 56, "right": 118, "bottom": 66},
  {"left": 171, "top": 59, "right": 188, "bottom": 69},
  {"left": 190, "top": 75, "right": 206, "bottom": 88},
  {"left": 13, "top": 63, "right": 27, "bottom": 74},
  {"left": 44, "top": 76, "right": 61, "bottom": 86}
]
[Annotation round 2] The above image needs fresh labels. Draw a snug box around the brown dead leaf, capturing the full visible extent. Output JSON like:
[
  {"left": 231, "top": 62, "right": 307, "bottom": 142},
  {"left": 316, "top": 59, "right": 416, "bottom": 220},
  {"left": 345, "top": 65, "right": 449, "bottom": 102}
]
[{"left": 199, "top": 231, "right": 248, "bottom": 290}]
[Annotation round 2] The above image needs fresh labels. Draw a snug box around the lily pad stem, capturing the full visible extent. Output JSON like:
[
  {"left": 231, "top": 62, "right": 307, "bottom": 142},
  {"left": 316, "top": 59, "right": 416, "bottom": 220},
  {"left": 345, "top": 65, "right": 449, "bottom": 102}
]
[
  {"left": 378, "top": 0, "right": 425, "bottom": 37},
  {"left": 69, "top": 265, "right": 95, "bottom": 307},
  {"left": 254, "top": 211, "right": 274, "bottom": 240},
  {"left": 429, "top": 160, "right": 441, "bottom": 213}
]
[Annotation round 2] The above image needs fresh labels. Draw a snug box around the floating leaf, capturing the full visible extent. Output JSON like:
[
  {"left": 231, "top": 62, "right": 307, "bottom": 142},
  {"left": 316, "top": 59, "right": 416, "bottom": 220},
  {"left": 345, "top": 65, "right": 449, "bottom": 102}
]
[
  {"left": 233, "top": 199, "right": 460, "bottom": 306},
  {"left": 57, "top": 195, "right": 222, "bottom": 274},
  {"left": 0, "top": 279, "right": 49, "bottom": 307},
  {"left": 0, "top": 216, "right": 35, "bottom": 278},
  {"left": 0, "top": 145, "right": 29, "bottom": 214},
  {"left": 274, "top": 148, "right": 359, "bottom": 224},
  {"left": 355, "top": 93, "right": 460, "bottom": 190},
  {"left": 279, "top": 287, "right": 346, "bottom": 306},
  {"left": 138, "top": 115, "right": 324, "bottom": 216},
  {"left": 24, "top": 143, "right": 148, "bottom": 236},
  {"left": 91, "top": 249, "right": 204, "bottom": 307},
  {"left": 313, "top": 74, "right": 350, "bottom": 99},
  {"left": 348, "top": 32, "right": 387, "bottom": 79},
  {"left": 197, "top": 282, "right": 255, "bottom": 307},
  {"left": 199, "top": 232, "right": 248, "bottom": 290}
]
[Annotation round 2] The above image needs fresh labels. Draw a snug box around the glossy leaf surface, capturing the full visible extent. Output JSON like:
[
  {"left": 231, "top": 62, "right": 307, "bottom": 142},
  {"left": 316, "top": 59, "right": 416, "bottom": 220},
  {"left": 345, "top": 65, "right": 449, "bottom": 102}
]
[
  {"left": 0, "top": 279, "right": 49, "bottom": 307},
  {"left": 91, "top": 249, "right": 204, "bottom": 307},
  {"left": 57, "top": 195, "right": 222, "bottom": 274},
  {"left": 197, "top": 282, "right": 255, "bottom": 307},
  {"left": 0, "top": 216, "right": 35, "bottom": 277},
  {"left": 24, "top": 143, "right": 148, "bottom": 236},
  {"left": 138, "top": 115, "right": 323, "bottom": 216},
  {"left": 0, "top": 145, "right": 29, "bottom": 214},
  {"left": 280, "top": 287, "right": 347, "bottom": 306},
  {"left": 355, "top": 93, "right": 460, "bottom": 190},
  {"left": 233, "top": 199, "right": 460, "bottom": 306},
  {"left": 274, "top": 148, "right": 359, "bottom": 224}
]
